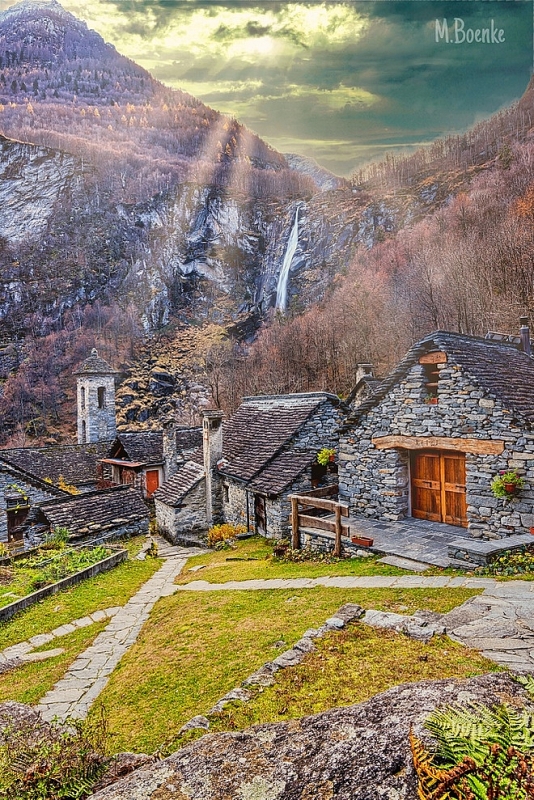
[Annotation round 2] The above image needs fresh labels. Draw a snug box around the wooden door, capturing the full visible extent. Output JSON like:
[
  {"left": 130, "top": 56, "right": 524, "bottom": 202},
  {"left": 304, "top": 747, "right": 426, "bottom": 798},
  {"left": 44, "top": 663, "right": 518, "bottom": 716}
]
[
  {"left": 254, "top": 494, "right": 267, "bottom": 536},
  {"left": 411, "top": 450, "right": 467, "bottom": 527},
  {"left": 145, "top": 469, "right": 160, "bottom": 498}
]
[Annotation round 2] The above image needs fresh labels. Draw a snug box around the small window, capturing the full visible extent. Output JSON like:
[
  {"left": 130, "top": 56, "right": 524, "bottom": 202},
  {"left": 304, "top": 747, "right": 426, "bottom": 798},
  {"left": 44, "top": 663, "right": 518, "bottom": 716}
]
[
  {"left": 422, "top": 363, "right": 439, "bottom": 399},
  {"left": 97, "top": 386, "right": 106, "bottom": 409},
  {"left": 82, "top": 420, "right": 87, "bottom": 443},
  {"left": 223, "top": 485, "right": 229, "bottom": 503},
  {"left": 80, "top": 386, "right": 86, "bottom": 410}
]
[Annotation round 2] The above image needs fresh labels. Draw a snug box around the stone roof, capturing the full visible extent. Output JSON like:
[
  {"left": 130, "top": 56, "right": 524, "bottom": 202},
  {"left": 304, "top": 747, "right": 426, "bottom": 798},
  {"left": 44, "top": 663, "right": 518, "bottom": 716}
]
[
  {"left": 109, "top": 431, "right": 164, "bottom": 465},
  {"left": 32, "top": 485, "right": 148, "bottom": 539},
  {"left": 2, "top": 442, "right": 112, "bottom": 486},
  {"left": 220, "top": 393, "right": 338, "bottom": 484},
  {"left": 109, "top": 427, "right": 202, "bottom": 466},
  {"left": 344, "top": 330, "right": 534, "bottom": 427},
  {"left": 248, "top": 451, "right": 315, "bottom": 496},
  {"left": 73, "top": 348, "right": 118, "bottom": 375},
  {"left": 0, "top": 458, "right": 67, "bottom": 497},
  {"left": 154, "top": 461, "right": 205, "bottom": 506}
]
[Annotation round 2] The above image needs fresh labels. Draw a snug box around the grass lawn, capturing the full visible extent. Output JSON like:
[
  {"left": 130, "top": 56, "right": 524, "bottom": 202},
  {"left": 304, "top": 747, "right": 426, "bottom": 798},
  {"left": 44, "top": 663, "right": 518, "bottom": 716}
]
[
  {"left": 0, "top": 545, "right": 160, "bottom": 651},
  {"left": 91, "top": 585, "right": 481, "bottom": 754},
  {"left": 209, "top": 622, "right": 500, "bottom": 735},
  {"left": 176, "top": 537, "right": 408, "bottom": 583},
  {"left": 0, "top": 621, "right": 108, "bottom": 705}
]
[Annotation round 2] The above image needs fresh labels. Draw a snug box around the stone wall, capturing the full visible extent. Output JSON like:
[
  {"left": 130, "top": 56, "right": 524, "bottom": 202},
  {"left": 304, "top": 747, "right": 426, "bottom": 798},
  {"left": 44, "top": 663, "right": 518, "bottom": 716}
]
[
  {"left": 339, "top": 361, "right": 534, "bottom": 538},
  {"left": 155, "top": 481, "right": 207, "bottom": 542},
  {"left": 0, "top": 470, "right": 58, "bottom": 543}
]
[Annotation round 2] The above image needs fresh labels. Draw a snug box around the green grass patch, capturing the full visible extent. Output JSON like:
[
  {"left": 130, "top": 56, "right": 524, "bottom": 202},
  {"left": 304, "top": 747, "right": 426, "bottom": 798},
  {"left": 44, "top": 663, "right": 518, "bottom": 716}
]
[
  {"left": 0, "top": 621, "right": 108, "bottom": 705},
  {"left": 177, "top": 536, "right": 407, "bottom": 583},
  {"left": 0, "top": 545, "right": 114, "bottom": 609},
  {"left": 91, "top": 586, "right": 480, "bottom": 754},
  {"left": 209, "top": 623, "right": 500, "bottom": 735},
  {"left": 0, "top": 552, "right": 160, "bottom": 651}
]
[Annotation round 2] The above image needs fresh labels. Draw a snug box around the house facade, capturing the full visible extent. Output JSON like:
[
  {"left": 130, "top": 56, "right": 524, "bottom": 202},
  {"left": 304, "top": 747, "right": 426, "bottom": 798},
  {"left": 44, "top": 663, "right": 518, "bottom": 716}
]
[
  {"left": 219, "top": 392, "right": 345, "bottom": 538},
  {"left": 339, "top": 330, "right": 534, "bottom": 539}
]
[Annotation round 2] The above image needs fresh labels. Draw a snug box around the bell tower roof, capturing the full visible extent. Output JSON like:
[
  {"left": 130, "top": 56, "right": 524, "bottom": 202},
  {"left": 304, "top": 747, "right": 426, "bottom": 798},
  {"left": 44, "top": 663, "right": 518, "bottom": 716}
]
[{"left": 74, "top": 348, "right": 118, "bottom": 376}]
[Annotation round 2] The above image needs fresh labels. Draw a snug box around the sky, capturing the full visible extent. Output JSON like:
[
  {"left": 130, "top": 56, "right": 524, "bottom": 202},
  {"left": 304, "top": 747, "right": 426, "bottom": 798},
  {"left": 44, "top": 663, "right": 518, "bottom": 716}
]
[{"left": 3, "top": 0, "right": 533, "bottom": 175}]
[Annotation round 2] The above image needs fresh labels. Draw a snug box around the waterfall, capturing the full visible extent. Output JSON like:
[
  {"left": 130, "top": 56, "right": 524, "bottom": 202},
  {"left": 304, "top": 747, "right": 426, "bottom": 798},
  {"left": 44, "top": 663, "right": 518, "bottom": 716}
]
[{"left": 275, "top": 205, "right": 300, "bottom": 312}]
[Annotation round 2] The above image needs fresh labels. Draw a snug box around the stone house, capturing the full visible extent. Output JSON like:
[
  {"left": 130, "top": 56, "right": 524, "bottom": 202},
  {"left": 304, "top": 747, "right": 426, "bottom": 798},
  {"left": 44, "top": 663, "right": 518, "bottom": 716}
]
[
  {"left": 153, "top": 393, "right": 345, "bottom": 542},
  {"left": 339, "top": 329, "right": 534, "bottom": 539},
  {"left": 153, "top": 461, "right": 206, "bottom": 543},
  {"left": 100, "top": 427, "right": 201, "bottom": 499},
  {"left": 22, "top": 485, "right": 149, "bottom": 543},
  {"left": 219, "top": 393, "right": 345, "bottom": 538},
  {"left": 0, "top": 459, "right": 66, "bottom": 545},
  {"left": 2, "top": 442, "right": 112, "bottom": 493}
]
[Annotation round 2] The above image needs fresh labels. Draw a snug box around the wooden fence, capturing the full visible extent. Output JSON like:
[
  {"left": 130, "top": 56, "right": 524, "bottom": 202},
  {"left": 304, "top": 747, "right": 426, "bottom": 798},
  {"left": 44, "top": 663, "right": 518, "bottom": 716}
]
[{"left": 289, "top": 486, "right": 350, "bottom": 557}]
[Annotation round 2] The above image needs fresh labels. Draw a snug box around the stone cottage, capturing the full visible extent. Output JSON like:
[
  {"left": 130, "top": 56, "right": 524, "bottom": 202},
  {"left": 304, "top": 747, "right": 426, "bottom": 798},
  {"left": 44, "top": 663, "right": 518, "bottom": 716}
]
[
  {"left": 154, "top": 393, "right": 345, "bottom": 541},
  {"left": 339, "top": 328, "right": 534, "bottom": 539},
  {"left": 100, "top": 427, "right": 202, "bottom": 499},
  {"left": 22, "top": 485, "right": 149, "bottom": 543},
  {"left": 0, "top": 458, "right": 66, "bottom": 546},
  {"left": 219, "top": 392, "right": 345, "bottom": 538}
]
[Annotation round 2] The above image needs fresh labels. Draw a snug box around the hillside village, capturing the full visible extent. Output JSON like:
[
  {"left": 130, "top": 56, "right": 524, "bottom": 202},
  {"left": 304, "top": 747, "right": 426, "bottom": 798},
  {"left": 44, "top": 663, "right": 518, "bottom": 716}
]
[{"left": 2, "top": 1, "right": 534, "bottom": 796}]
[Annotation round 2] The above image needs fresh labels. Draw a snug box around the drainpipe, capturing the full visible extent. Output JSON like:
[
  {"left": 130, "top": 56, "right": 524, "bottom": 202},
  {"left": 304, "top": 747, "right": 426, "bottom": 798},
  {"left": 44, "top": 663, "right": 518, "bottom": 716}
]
[{"left": 520, "top": 316, "right": 531, "bottom": 356}]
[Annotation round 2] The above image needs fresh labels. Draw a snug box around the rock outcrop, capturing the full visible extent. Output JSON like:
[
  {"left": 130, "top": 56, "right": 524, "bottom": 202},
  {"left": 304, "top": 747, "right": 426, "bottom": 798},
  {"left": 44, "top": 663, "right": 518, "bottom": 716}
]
[{"left": 91, "top": 673, "right": 528, "bottom": 799}]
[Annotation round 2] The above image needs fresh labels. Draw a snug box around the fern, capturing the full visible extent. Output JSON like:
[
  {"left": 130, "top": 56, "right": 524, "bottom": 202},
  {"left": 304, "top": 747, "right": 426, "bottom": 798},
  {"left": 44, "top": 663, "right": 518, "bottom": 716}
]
[{"left": 411, "top": 699, "right": 534, "bottom": 800}]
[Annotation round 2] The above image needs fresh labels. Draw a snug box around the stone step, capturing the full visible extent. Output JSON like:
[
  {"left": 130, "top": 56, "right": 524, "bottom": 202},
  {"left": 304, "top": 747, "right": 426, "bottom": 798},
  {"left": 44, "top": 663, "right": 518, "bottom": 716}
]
[
  {"left": 448, "top": 533, "right": 534, "bottom": 566},
  {"left": 377, "top": 555, "right": 431, "bottom": 572}
]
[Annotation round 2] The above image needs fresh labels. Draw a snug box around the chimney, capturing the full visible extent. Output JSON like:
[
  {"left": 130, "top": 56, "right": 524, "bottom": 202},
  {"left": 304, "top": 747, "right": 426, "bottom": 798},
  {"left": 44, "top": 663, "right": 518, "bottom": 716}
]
[
  {"left": 355, "top": 363, "right": 374, "bottom": 384},
  {"left": 162, "top": 420, "right": 178, "bottom": 480},
  {"left": 202, "top": 410, "right": 224, "bottom": 526},
  {"left": 520, "top": 316, "right": 531, "bottom": 356}
]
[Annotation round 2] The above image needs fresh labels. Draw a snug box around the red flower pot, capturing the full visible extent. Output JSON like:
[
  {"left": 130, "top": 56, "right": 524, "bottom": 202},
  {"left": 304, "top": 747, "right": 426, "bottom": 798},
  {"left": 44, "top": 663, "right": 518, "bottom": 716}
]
[{"left": 351, "top": 536, "right": 373, "bottom": 547}]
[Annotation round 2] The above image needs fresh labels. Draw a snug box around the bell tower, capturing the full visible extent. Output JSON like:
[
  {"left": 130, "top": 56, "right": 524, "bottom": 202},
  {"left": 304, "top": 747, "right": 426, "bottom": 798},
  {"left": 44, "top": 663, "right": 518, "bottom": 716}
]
[{"left": 74, "top": 349, "right": 118, "bottom": 443}]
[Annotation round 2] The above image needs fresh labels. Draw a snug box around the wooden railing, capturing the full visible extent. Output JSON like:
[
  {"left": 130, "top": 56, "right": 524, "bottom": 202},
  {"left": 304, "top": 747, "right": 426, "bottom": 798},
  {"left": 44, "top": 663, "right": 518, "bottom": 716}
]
[{"left": 290, "top": 488, "right": 350, "bottom": 557}]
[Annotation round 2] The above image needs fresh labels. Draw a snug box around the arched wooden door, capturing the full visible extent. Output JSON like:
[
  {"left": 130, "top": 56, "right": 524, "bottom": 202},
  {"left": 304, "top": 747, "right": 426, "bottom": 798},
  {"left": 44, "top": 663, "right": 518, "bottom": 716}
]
[{"left": 411, "top": 450, "right": 467, "bottom": 527}]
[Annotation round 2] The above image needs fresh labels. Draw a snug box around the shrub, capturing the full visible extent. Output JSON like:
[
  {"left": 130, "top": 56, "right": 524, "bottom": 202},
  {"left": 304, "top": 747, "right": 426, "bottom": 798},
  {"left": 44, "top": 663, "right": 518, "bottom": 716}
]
[
  {"left": 207, "top": 523, "right": 247, "bottom": 548},
  {"left": 475, "top": 544, "right": 534, "bottom": 576},
  {"left": 317, "top": 448, "right": 335, "bottom": 466},
  {"left": 0, "top": 711, "right": 109, "bottom": 799}
]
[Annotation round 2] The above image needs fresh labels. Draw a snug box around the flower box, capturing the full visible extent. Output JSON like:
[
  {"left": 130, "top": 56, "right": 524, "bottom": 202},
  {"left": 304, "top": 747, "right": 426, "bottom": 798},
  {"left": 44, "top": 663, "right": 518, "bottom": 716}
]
[{"left": 351, "top": 536, "right": 374, "bottom": 547}]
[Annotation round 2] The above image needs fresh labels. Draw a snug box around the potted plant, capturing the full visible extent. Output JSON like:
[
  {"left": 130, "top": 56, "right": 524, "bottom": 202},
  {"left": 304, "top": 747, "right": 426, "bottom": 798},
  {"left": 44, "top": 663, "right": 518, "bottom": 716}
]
[
  {"left": 317, "top": 447, "right": 335, "bottom": 466},
  {"left": 491, "top": 471, "right": 525, "bottom": 499},
  {"left": 424, "top": 394, "right": 438, "bottom": 405}
]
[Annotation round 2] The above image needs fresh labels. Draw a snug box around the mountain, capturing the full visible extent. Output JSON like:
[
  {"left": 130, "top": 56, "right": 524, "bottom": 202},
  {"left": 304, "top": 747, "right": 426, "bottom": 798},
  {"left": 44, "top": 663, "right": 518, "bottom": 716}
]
[{"left": 0, "top": 0, "right": 532, "bottom": 442}]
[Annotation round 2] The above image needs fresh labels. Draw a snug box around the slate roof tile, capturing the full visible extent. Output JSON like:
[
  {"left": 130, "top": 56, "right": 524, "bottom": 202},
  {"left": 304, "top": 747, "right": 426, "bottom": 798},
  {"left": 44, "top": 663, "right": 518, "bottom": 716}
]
[
  {"left": 220, "top": 393, "right": 332, "bottom": 484},
  {"left": 33, "top": 486, "right": 148, "bottom": 539},
  {"left": 1, "top": 442, "right": 112, "bottom": 486},
  {"left": 154, "top": 462, "right": 205, "bottom": 506},
  {"left": 248, "top": 451, "right": 315, "bottom": 495}
]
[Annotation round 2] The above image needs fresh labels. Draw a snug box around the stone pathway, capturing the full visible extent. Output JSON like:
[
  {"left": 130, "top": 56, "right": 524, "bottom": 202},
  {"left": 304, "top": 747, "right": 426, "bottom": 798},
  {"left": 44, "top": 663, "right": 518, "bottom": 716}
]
[
  {"left": 177, "top": 576, "right": 534, "bottom": 673},
  {"left": 36, "top": 540, "right": 205, "bottom": 722}
]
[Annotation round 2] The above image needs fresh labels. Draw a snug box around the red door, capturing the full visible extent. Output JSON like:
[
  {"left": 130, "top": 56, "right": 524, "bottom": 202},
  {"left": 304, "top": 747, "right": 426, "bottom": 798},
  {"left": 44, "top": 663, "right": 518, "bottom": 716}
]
[
  {"left": 145, "top": 469, "right": 160, "bottom": 498},
  {"left": 411, "top": 450, "right": 467, "bottom": 527}
]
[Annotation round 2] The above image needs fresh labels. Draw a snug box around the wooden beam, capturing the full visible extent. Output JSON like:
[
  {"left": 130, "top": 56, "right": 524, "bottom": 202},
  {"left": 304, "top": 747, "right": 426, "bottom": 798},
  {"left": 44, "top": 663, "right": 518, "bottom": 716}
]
[
  {"left": 419, "top": 351, "right": 447, "bottom": 364},
  {"left": 333, "top": 504, "right": 342, "bottom": 558},
  {"left": 298, "top": 515, "right": 350, "bottom": 536},
  {"left": 291, "top": 496, "right": 300, "bottom": 550},
  {"left": 291, "top": 495, "right": 349, "bottom": 515},
  {"left": 372, "top": 435, "right": 504, "bottom": 455}
]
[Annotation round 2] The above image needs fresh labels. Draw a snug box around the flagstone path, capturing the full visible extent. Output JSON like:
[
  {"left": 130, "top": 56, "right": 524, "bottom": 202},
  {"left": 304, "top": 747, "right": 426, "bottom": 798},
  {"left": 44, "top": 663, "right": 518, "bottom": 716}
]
[{"left": 14, "top": 540, "right": 533, "bottom": 722}]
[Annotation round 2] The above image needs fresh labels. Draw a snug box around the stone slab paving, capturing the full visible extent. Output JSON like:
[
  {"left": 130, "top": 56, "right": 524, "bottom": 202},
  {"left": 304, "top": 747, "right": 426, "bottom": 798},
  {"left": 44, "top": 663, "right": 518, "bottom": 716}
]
[{"left": 36, "top": 542, "right": 205, "bottom": 722}]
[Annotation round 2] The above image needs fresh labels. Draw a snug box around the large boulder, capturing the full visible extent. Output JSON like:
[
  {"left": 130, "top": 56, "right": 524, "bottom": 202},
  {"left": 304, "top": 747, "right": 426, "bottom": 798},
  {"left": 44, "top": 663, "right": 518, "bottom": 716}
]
[{"left": 92, "top": 673, "right": 529, "bottom": 799}]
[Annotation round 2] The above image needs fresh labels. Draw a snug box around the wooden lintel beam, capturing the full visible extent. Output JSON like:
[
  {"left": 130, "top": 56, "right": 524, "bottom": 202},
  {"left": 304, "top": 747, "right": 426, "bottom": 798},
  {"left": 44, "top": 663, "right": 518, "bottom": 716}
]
[
  {"left": 419, "top": 351, "right": 447, "bottom": 364},
  {"left": 371, "top": 435, "right": 504, "bottom": 455}
]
